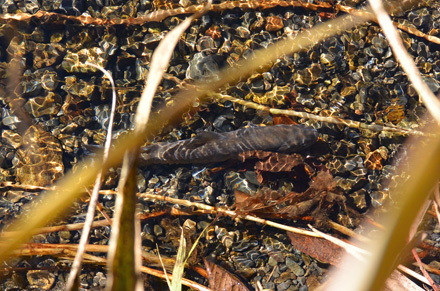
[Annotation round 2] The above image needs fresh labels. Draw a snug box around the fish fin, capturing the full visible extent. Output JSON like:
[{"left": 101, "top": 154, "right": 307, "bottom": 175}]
[{"left": 186, "top": 131, "right": 223, "bottom": 148}]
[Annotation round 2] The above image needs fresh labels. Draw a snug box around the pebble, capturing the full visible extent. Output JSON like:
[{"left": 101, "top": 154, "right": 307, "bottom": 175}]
[{"left": 289, "top": 262, "right": 305, "bottom": 277}]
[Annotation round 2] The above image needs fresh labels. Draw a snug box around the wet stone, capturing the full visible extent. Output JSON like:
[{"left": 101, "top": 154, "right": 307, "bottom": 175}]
[
  {"left": 186, "top": 52, "right": 221, "bottom": 81},
  {"left": 349, "top": 189, "right": 368, "bottom": 210},
  {"left": 2, "top": 130, "right": 22, "bottom": 149},
  {"left": 26, "top": 270, "right": 55, "bottom": 290},
  {"left": 92, "top": 272, "right": 106, "bottom": 287},
  {"left": 264, "top": 281, "right": 276, "bottom": 290},
  {"left": 153, "top": 224, "right": 163, "bottom": 236},
  {"left": 268, "top": 256, "right": 279, "bottom": 267},
  {"left": 15, "top": 125, "right": 64, "bottom": 186},
  {"left": 62, "top": 47, "right": 107, "bottom": 73},
  {"left": 289, "top": 261, "right": 305, "bottom": 276},
  {"left": 24, "top": 92, "right": 62, "bottom": 118},
  {"left": 235, "top": 26, "right": 251, "bottom": 39},
  {"left": 205, "top": 25, "right": 222, "bottom": 40},
  {"left": 196, "top": 36, "right": 218, "bottom": 53},
  {"left": 62, "top": 76, "right": 97, "bottom": 100},
  {"left": 33, "top": 43, "right": 65, "bottom": 69},
  {"left": 277, "top": 279, "right": 293, "bottom": 291},
  {"left": 265, "top": 15, "right": 284, "bottom": 32}
]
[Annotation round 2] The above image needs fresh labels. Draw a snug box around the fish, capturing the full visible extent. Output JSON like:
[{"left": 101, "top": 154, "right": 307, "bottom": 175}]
[{"left": 140, "top": 124, "right": 318, "bottom": 165}]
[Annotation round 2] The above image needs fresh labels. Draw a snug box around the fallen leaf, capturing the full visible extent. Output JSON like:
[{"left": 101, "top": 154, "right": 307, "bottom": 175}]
[
  {"left": 287, "top": 231, "right": 344, "bottom": 266},
  {"left": 238, "top": 151, "right": 305, "bottom": 172},
  {"left": 273, "top": 115, "right": 297, "bottom": 125},
  {"left": 204, "top": 258, "right": 251, "bottom": 291}
]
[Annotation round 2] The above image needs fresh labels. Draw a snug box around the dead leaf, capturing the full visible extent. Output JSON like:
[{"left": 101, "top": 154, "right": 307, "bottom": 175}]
[
  {"left": 239, "top": 151, "right": 305, "bottom": 172},
  {"left": 308, "top": 171, "right": 336, "bottom": 192},
  {"left": 234, "top": 171, "right": 349, "bottom": 225},
  {"left": 204, "top": 258, "right": 251, "bottom": 291},
  {"left": 273, "top": 115, "right": 297, "bottom": 125},
  {"left": 287, "top": 231, "right": 344, "bottom": 266}
]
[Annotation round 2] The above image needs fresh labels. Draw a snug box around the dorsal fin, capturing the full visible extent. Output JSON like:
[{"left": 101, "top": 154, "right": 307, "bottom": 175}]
[{"left": 185, "top": 131, "right": 224, "bottom": 148}]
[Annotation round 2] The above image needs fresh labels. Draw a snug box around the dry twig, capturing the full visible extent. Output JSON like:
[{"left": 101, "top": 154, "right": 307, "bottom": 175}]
[{"left": 213, "top": 93, "right": 427, "bottom": 136}]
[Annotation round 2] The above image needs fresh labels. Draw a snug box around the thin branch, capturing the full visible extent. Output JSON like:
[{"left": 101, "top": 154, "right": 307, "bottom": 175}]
[
  {"left": 411, "top": 248, "right": 440, "bottom": 291},
  {"left": 337, "top": 4, "right": 440, "bottom": 45},
  {"left": 213, "top": 93, "right": 427, "bottom": 136},
  {"left": 328, "top": 221, "right": 370, "bottom": 243},
  {"left": 138, "top": 191, "right": 320, "bottom": 238},
  {"left": 6, "top": 243, "right": 211, "bottom": 291},
  {"left": 0, "top": 1, "right": 331, "bottom": 26}
]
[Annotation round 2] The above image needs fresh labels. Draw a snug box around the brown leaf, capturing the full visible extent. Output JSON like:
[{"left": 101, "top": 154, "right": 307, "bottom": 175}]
[
  {"left": 273, "top": 115, "right": 297, "bottom": 125},
  {"left": 277, "top": 196, "right": 321, "bottom": 217},
  {"left": 255, "top": 153, "right": 304, "bottom": 172},
  {"left": 234, "top": 189, "right": 279, "bottom": 215},
  {"left": 204, "top": 258, "right": 251, "bottom": 291},
  {"left": 287, "top": 231, "right": 344, "bottom": 266},
  {"left": 238, "top": 150, "right": 273, "bottom": 162},
  {"left": 238, "top": 150, "right": 304, "bottom": 172},
  {"left": 308, "top": 171, "right": 336, "bottom": 192}
]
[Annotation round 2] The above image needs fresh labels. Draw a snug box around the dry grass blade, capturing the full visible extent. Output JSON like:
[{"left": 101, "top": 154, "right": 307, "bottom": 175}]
[
  {"left": 65, "top": 63, "right": 117, "bottom": 291},
  {"left": 170, "top": 229, "right": 186, "bottom": 291},
  {"left": 105, "top": 2, "right": 212, "bottom": 290},
  {"left": 322, "top": 1, "right": 440, "bottom": 289},
  {"left": 0, "top": 10, "right": 369, "bottom": 263}
]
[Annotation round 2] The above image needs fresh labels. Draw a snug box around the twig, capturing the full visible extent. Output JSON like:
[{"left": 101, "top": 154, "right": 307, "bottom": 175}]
[
  {"left": 411, "top": 248, "right": 440, "bottom": 291},
  {"left": 434, "top": 184, "right": 440, "bottom": 227},
  {"left": 434, "top": 201, "right": 440, "bottom": 228},
  {"left": 0, "top": 211, "right": 167, "bottom": 238},
  {"left": 138, "top": 190, "right": 320, "bottom": 238},
  {"left": 84, "top": 187, "right": 112, "bottom": 222},
  {"left": 337, "top": 4, "right": 440, "bottom": 45},
  {"left": 396, "top": 265, "right": 430, "bottom": 286},
  {"left": 213, "top": 93, "right": 427, "bottom": 136},
  {"left": 7, "top": 243, "right": 211, "bottom": 291},
  {"left": 327, "top": 221, "right": 370, "bottom": 242},
  {"left": 368, "top": 0, "right": 440, "bottom": 123},
  {"left": 0, "top": 1, "right": 331, "bottom": 26},
  {"left": 415, "top": 262, "right": 440, "bottom": 277}
]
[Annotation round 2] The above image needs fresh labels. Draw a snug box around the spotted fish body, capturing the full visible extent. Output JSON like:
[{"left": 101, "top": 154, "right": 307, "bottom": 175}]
[{"left": 140, "top": 124, "right": 318, "bottom": 165}]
